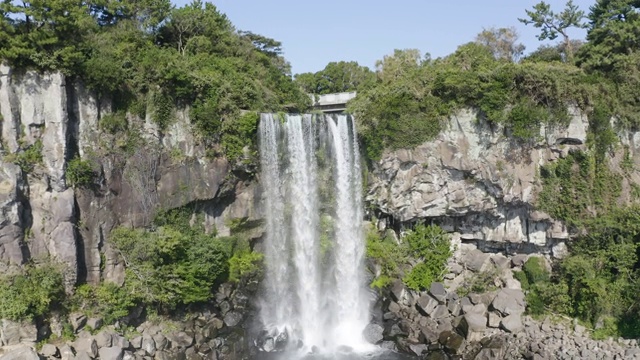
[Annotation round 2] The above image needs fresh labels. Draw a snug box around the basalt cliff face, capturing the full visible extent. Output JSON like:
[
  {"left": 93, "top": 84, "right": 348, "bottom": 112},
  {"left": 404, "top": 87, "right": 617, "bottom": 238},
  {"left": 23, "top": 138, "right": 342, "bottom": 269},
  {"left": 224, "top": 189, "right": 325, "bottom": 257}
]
[
  {"left": 0, "top": 66, "right": 261, "bottom": 287},
  {"left": 2, "top": 67, "right": 639, "bottom": 284},
  {"left": 367, "top": 107, "right": 640, "bottom": 257}
]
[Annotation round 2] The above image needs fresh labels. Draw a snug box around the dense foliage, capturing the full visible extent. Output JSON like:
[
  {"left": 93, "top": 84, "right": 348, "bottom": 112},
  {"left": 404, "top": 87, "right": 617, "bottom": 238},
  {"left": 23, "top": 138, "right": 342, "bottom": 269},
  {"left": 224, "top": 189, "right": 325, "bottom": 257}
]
[
  {"left": 355, "top": 0, "right": 640, "bottom": 339},
  {"left": 366, "top": 224, "right": 451, "bottom": 291},
  {"left": 294, "top": 61, "right": 376, "bottom": 95},
  {"left": 0, "top": 0, "right": 309, "bottom": 150},
  {"left": 108, "top": 208, "right": 262, "bottom": 312},
  {"left": 348, "top": 2, "right": 640, "bottom": 161},
  {"left": 0, "top": 263, "right": 65, "bottom": 321}
]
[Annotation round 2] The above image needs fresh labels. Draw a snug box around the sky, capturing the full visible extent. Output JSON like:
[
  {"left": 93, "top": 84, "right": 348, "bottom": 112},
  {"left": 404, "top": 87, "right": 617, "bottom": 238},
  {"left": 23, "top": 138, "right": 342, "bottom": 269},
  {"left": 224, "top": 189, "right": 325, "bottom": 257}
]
[{"left": 171, "top": 0, "right": 595, "bottom": 75}]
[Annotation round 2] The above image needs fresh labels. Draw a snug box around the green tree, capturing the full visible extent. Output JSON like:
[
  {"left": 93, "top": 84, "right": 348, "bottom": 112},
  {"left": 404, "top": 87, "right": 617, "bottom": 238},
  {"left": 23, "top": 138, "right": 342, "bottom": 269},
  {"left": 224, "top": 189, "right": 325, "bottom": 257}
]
[
  {"left": 294, "top": 61, "right": 375, "bottom": 94},
  {"left": 577, "top": 0, "right": 640, "bottom": 71},
  {"left": 519, "top": 0, "right": 588, "bottom": 60}
]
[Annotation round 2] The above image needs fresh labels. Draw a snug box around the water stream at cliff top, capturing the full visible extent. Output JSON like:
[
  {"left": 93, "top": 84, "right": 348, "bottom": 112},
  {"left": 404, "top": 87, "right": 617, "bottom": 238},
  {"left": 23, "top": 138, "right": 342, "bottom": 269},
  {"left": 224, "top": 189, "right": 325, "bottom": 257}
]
[{"left": 258, "top": 113, "right": 375, "bottom": 358}]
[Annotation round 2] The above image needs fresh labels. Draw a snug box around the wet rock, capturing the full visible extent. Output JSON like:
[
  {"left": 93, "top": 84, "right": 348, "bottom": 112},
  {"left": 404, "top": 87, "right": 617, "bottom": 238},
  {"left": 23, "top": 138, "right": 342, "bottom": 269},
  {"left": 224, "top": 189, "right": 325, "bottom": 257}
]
[
  {"left": 223, "top": 311, "right": 242, "bottom": 327},
  {"left": 363, "top": 323, "right": 384, "bottom": 344},
  {"left": 439, "top": 330, "right": 465, "bottom": 354}
]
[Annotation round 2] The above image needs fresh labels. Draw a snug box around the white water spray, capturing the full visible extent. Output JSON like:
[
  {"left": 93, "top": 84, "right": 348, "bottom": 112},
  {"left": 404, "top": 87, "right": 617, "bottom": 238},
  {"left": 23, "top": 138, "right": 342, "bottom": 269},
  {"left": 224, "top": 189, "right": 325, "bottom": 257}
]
[{"left": 258, "top": 113, "right": 372, "bottom": 356}]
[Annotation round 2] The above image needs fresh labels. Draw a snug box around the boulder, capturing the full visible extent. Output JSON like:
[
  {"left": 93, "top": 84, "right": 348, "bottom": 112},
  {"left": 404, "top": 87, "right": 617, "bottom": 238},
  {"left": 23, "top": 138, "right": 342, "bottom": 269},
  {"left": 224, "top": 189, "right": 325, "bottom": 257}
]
[
  {"left": 465, "top": 249, "right": 491, "bottom": 272},
  {"left": 362, "top": 323, "right": 384, "bottom": 344},
  {"left": 169, "top": 331, "right": 194, "bottom": 348},
  {"left": 429, "top": 282, "right": 447, "bottom": 302},
  {"left": 112, "top": 334, "right": 130, "bottom": 349},
  {"left": 438, "top": 330, "right": 465, "bottom": 354},
  {"left": 130, "top": 336, "right": 143, "bottom": 349},
  {"left": 41, "top": 344, "right": 59, "bottom": 358},
  {"left": 86, "top": 318, "right": 103, "bottom": 331},
  {"left": 74, "top": 337, "right": 98, "bottom": 358},
  {"left": 390, "top": 279, "right": 408, "bottom": 303},
  {"left": 447, "top": 300, "right": 461, "bottom": 316},
  {"left": 59, "top": 344, "right": 75, "bottom": 360},
  {"left": 490, "top": 254, "right": 510, "bottom": 269},
  {"left": 475, "top": 336, "right": 507, "bottom": 360},
  {"left": 487, "top": 311, "right": 501, "bottom": 328},
  {"left": 69, "top": 313, "right": 87, "bottom": 333},
  {"left": 457, "top": 313, "right": 487, "bottom": 341},
  {"left": 0, "top": 347, "right": 40, "bottom": 360},
  {"left": 408, "top": 343, "right": 428, "bottom": 356},
  {"left": 0, "top": 319, "right": 37, "bottom": 346},
  {"left": 75, "top": 352, "right": 92, "bottom": 360},
  {"left": 99, "top": 346, "right": 124, "bottom": 360},
  {"left": 431, "top": 305, "right": 450, "bottom": 320},
  {"left": 500, "top": 314, "right": 524, "bottom": 333},
  {"left": 416, "top": 295, "right": 439, "bottom": 316},
  {"left": 141, "top": 335, "right": 156, "bottom": 356},
  {"left": 491, "top": 288, "right": 526, "bottom": 316},
  {"left": 153, "top": 333, "right": 169, "bottom": 351},
  {"left": 223, "top": 311, "right": 242, "bottom": 327},
  {"left": 511, "top": 255, "right": 527, "bottom": 267},
  {"left": 95, "top": 330, "right": 113, "bottom": 348}
]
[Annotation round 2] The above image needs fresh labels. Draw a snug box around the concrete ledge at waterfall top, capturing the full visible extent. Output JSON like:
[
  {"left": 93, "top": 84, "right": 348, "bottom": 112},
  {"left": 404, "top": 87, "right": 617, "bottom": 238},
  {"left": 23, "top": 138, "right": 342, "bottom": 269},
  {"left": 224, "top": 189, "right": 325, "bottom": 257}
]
[{"left": 310, "top": 92, "right": 357, "bottom": 112}]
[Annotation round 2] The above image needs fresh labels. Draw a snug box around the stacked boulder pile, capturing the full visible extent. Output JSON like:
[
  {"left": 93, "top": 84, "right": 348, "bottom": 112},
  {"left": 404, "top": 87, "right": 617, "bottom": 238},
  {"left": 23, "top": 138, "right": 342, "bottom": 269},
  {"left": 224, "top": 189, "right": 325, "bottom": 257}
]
[
  {"left": 366, "top": 244, "right": 640, "bottom": 360},
  {"left": 368, "top": 280, "right": 528, "bottom": 358},
  {"left": 0, "top": 282, "right": 256, "bottom": 360}
]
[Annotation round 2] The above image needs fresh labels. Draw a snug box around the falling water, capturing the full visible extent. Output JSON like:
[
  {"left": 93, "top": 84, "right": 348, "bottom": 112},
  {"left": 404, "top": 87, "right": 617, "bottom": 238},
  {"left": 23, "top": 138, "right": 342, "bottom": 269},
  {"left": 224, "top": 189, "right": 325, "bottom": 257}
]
[{"left": 258, "top": 113, "right": 372, "bottom": 357}]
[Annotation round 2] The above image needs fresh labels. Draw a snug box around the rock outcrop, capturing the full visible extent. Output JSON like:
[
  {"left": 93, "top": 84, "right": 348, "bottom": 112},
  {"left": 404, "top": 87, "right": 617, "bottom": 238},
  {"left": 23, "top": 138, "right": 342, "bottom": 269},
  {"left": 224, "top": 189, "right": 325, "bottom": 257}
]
[
  {"left": 367, "top": 107, "right": 640, "bottom": 256},
  {"left": 0, "top": 65, "right": 262, "bottom": 286}
]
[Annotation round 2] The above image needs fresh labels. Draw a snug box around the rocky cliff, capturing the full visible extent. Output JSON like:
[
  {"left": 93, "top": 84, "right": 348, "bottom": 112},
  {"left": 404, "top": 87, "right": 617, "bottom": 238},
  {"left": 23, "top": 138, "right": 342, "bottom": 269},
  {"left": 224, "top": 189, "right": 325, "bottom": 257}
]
[
  {"left": 0, "top": 66, "right": 261, "bottom": 287},
  {"left": 367, "top": 107, "right": 640, "bottom": 258}
]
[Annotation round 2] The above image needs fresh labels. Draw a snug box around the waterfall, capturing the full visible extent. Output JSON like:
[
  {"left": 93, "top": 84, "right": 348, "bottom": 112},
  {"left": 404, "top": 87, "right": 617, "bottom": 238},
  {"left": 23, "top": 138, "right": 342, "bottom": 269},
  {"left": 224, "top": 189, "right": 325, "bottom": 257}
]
[{"left": 258, "top": 113, "right": 371, "bottom": 356}]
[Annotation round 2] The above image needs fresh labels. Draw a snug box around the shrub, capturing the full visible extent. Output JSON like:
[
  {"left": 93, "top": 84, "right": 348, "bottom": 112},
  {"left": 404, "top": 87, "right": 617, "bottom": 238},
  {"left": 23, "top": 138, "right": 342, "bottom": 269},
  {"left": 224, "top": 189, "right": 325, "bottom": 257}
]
[
  {"left": 365, "top": 226, "right": 405, "bottom": 282},
  {"left": 402, "top": 224, "right": 452, "bottom": 291},
  {"left": 73, "top": 282, "right": 136, "bottom": 325},
  {"left": 66, "top": 156, "right": 95, "bottom": 188},
  {"left": 110, "top": 221, "right": 230, "bottom": 311},
  {"left": 0, "top": 263, "right": 65, "bottom": 321},
  {"left": 522, "top": 257, "right": 550, "bottom": 285},
  {"left": 228, "top": 251, "right": 263, "bottom": 283},
  {"left": 221, "top": 111, "right": 259, "bottom": 162},
  {"left": 7, "top": 140, "right": 44, "bottom": 173},
  {"left": 100, "top": 112, "right": 128, "bottom": 134}
]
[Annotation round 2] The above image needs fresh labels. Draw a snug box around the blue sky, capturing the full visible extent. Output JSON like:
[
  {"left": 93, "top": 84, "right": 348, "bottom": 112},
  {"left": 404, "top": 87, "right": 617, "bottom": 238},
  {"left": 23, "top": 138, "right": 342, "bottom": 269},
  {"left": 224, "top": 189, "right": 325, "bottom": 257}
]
[{"left": 172, "top": 0, "right": 595, "bottom": 75}]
